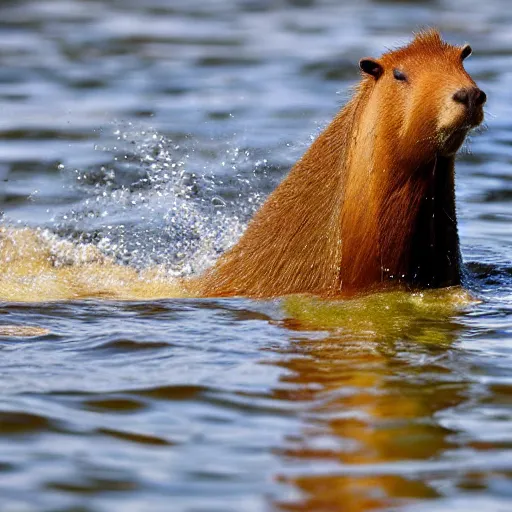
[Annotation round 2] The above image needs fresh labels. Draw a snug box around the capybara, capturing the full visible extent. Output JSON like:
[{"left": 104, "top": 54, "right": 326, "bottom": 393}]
[{"left": 192, "top": 29, "right": 486, "bottom": 298}]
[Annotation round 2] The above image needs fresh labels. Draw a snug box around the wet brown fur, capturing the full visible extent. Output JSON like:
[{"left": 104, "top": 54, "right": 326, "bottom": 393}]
[
  {"left": 191, "top": 30, "right": 484, "bottom": 298},
  {"left": 188, "top": 30, "right": 483, "bottom": 297}
]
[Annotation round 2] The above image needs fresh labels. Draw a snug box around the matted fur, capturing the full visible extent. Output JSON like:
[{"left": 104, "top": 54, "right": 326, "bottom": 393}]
[{"left": 191, "top": 30, "right": 484, "bottom": 298}]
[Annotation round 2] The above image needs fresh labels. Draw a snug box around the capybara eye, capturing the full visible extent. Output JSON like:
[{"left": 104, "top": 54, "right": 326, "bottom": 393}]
[
  {"left": 461, "top": 44, "right": 472, "bottom": 60},
  {"left": 393, "top": 69, "right": 407, "bottom": 82}
]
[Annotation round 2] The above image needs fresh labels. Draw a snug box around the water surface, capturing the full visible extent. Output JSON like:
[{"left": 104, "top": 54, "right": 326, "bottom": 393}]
[{"left": 1, "top": 1, "right": 511, "bottom": 511}]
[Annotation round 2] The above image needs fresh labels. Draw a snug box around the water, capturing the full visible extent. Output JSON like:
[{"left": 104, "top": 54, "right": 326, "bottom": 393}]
[{"left": 1, "top": 0, "right": 511, "bottom": 511}]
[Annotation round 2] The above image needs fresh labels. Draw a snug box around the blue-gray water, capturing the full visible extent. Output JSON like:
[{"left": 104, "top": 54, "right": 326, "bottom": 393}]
[{"left": 0, "top": 1, "right": 511, "bottom": 511}]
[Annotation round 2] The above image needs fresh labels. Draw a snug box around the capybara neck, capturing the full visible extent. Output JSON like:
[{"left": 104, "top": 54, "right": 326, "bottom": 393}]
[{"left": 195, "top": 30, "right": 485, "bottom": 298}]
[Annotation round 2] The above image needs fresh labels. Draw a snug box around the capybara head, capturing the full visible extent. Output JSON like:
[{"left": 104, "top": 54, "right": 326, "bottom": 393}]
[{"left": 358, "top": 30, "right": 485, "bottom": 159}]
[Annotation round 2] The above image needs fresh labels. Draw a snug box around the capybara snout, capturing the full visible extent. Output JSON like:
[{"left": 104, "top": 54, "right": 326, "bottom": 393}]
[
  {"left": 452, "top": 87, "right": 486, "bottom": 107},
  {"left": 452, "top": 86, "right": 486, "bottom": 127}
]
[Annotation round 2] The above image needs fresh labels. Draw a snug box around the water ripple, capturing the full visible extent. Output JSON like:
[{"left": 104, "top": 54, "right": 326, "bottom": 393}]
[{"left": 0, "top": 1, "right": 511, "bottom": 511}]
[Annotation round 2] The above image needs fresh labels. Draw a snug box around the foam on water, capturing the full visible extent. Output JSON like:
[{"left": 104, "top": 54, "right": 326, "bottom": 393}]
[
  {"left": 0, "top": 123, "right": 269, "bottom": 301},
  {"left": 53, "top": 122, "right": 269, "bottom": 275}
]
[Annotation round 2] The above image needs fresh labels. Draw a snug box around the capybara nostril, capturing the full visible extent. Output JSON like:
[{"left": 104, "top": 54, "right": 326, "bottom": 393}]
[
  {"left": 453, "top": 87, "right": 486, "bottom": 106},
  {"left": 475, "top": 88, "right": 487, "bottom": 105},
  {"left": 453, "top": 88, "right": 469, "bottom": 105}
]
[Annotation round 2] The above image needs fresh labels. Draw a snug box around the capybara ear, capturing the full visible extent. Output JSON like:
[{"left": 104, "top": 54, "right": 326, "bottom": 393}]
[
  {"left": 359, "top": 58, "right": 384, "bottom": 79},
  {"left": 461, "top": 44, "right": 472, "bottom": 60}
]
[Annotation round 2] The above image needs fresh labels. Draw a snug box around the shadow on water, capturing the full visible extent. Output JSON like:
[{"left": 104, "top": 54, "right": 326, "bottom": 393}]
[{"left": 267, "top": 289, "right": 474, "bottom": 511}]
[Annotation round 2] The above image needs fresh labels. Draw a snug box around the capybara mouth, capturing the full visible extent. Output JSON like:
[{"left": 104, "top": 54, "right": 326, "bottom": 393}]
[
  {"left": 455, "top": 103, "right": 485, "bottom": 133},
  {"left": 466, "top": 106, "right": 485, "bottom": 128},
  {"left": 468, "top": 107, "right": 484, "bottom": 128},
  {"left": 440, "top": 127, "right": 470, "bottom": 156},
  {"left": 440, "top": 107, "right": 484, "bottom": 155}
]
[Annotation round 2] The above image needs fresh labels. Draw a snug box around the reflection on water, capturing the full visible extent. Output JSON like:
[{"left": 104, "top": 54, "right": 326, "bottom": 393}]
[
  {"left": 0, "top": 0, "right": 511, "bottom": 511},
  {"left": 270, "top": 290, "right": 512, "bottom": 511},
  {"left": 273, "top": 292, "right": 466, "bottom": 510}
]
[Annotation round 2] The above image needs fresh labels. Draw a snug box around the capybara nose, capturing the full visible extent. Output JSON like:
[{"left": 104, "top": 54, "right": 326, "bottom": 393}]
[{"left": 452, "top": 87, "right": 486, "bottom": 106}]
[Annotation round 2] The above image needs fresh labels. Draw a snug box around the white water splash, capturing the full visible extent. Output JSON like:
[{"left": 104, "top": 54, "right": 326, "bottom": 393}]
[{"left": 51, "top": 122, "right": 269, "bottom": 277}]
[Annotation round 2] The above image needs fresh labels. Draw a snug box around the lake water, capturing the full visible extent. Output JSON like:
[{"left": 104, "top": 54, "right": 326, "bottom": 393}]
[{"left": 0, "top": 0, "right": 511, "bottom": 511}]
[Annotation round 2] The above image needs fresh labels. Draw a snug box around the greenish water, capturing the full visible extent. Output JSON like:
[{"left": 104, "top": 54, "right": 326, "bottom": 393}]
[{"left": 1, "top": 1, "right": 511, "bottom": 511}]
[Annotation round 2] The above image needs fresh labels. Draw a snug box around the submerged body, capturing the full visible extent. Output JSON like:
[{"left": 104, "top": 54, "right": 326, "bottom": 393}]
[{"left": 194, "top": 30, "right": 486, "bottom": 298}]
